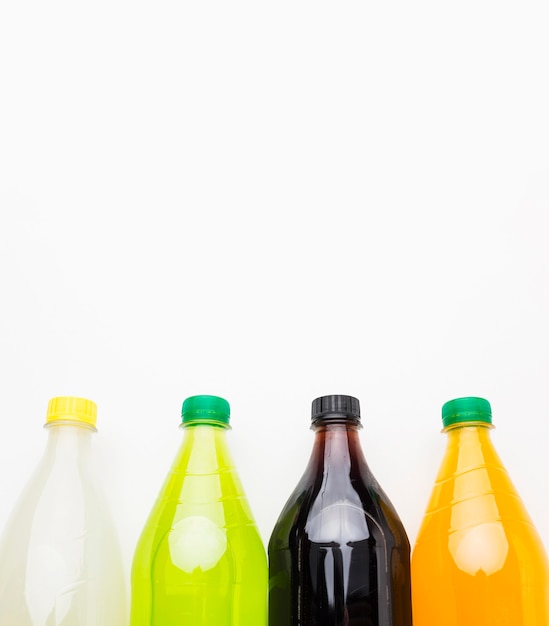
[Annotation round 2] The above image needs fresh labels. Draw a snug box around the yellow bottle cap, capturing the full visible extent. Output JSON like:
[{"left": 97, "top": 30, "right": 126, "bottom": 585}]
[{"left": 46, "top": 396, "right": 97, "bottom": 427}]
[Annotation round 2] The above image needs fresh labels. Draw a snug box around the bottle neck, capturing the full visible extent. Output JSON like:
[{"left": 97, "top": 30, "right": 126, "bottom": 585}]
[
  {"left": 309, "top": 421, "right": 366, "bottom": 470},
  {"left": 44, "top": 420, "right": 95, "bottom": 463},
  {"left": 303, "top": 421, "right": 372, "bottom": 538},
  {"left": 444, "top": 421, "right": 494, "bottom": 442},
  {"left": 177, "top": 423, "right": 233, "bottom": 474},
  {"left": 441, "top": 422, "right": 499, "bottom": 474}
]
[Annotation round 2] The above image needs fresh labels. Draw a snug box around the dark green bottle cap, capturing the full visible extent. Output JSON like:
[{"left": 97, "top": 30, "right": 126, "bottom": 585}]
[
  {"left": 181, "top": 395, "right": 230, "bottom": 427},
  {"left": 442, "top": 396, "right": 492, "bottom": 428}
]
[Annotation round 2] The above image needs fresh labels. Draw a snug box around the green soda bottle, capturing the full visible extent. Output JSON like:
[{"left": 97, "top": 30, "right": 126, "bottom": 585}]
[{"left": 130, "top": 395, "right": 267, "bottom": 625}]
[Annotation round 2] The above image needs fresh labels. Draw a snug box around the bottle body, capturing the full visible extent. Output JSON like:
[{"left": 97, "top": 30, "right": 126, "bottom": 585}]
[
  {"left": 0, "top": 420, "right": 127, "bottom": 626},
  {"left": 412, "top": 421, "right": 549, "bottom": 626},
  {"left": 269, "top": 416, "right": 412, "bottom": 626},
  {"left": 131, "top": 423, "right": 267, "bottom": 626}
]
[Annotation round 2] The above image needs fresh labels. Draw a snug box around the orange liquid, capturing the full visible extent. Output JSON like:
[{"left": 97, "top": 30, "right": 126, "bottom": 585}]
[{"left": 412, "top": 424, "right": 549, "bottom": 626}]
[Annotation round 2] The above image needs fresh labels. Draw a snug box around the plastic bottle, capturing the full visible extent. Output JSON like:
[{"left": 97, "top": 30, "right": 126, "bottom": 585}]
[
  {"left": 0, "top": 396, "right": 127, "bottom": 626},
  {"left": 130, "top": 394, "right": 267, "bottom": 626},
  {"left": 269, "top": 394, "right": 413, "bottom": 626},
  {"left": 411, "top": 396, "right": 549, "bottom": 626}
]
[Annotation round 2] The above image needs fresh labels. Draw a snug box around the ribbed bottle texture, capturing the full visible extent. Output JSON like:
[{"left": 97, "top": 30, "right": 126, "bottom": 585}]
[
  {"left": 0, "top": 397, "right": 127, "bottom": 626},
  {"left": 412, "top": 398, "right": 549, "bottom": 626},
  {"left": 269, "top": 395, "right": 412, "bottom": 626},
  {"left": 130, "top": 396, "right": 267, "bottom": 625}
]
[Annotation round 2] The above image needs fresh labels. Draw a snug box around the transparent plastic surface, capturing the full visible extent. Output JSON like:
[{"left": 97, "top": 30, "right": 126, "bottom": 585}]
[
  {"left": 269, "top": 423, "right": 412, "bottom": 626},
  {"left": 0, "top": 422, "right": 128, "bottom": 626},
  {"left": 130, "top": 424, "right": 267, "bottom": 626},
  {"left": 412, "top": 424, "right": 549, "bottom": 626}
]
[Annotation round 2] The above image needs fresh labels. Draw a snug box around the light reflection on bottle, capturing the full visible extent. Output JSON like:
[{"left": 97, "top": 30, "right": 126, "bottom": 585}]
[{"left": 169, "top": 516, "right": 227, "bottom": 573}]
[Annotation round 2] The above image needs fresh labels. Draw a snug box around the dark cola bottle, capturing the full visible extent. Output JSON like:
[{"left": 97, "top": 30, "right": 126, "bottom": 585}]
[{"left": 268, "top": 395, "right": 412, "bottom": 626}]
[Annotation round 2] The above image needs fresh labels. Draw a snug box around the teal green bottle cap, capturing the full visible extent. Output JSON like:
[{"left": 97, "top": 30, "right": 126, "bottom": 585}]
[
  {"left": 442, "top": 396, "right": 492, "bottom": 428},
  {"left": 181, "top": 395, "right": 230, "bottom": 427}
]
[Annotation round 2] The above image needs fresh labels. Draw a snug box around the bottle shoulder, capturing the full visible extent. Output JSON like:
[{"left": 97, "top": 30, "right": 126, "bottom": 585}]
[
  {"left": 424, "top": 458, "right": 529, "bottom": 512},
  {"left": 0, "top": 440, "right": 120, "bottom": 567},
  {"left": 133, "top": 452, "right": 263, "bottom": 570},
  {"left": 269, "top": 462, "right": 409, "bottom": 551},
  {"left": 415, "top": 454, "right": 545, "bottom": 556}
]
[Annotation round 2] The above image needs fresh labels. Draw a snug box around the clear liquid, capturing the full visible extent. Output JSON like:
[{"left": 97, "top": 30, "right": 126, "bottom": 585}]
[
  {"left": 412, "top": 425, "right": 549, "bottom": 626},
  {"left": 0, "top": 424, "right": 127, "bottom": 626}
]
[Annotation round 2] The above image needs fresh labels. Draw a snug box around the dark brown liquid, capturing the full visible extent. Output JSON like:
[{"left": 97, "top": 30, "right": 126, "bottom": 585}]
[{"left": 268, "top": 422, "right": 412, "bottom": 626}]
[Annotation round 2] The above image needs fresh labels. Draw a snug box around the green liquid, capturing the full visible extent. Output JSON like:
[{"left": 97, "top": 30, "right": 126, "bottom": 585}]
[{"left": 131, "top": 426, "right": 267, "bottom": 625}]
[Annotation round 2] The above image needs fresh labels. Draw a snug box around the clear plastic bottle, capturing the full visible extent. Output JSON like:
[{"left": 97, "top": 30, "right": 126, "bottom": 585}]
[
  {"left": 269, "top": 395, "right": 413, "bottom": 626},
  {"left": 412, "top": 396, "right": 549, "bottom": 626},
  {"left": 130, "top": 394, "right": 267, "bottom": 626},
  {"left": 0, "top": 396, "right": 128, "bottom": 626}
]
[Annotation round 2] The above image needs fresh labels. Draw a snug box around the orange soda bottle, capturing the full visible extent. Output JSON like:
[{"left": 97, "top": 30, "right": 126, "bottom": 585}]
[{"left": 411, "top": 396, "right": 549, "bottom": 626}]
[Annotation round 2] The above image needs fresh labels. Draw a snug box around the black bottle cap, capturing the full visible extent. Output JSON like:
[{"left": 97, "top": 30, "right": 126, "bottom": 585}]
[{"left": 311, "top": 395, "right": 361, "bottom": 424}]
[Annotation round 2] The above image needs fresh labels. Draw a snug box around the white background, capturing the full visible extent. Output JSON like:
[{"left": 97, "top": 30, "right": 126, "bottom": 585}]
[{"left": 1, "top": 0, "right": 549, "bottom": 588}]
